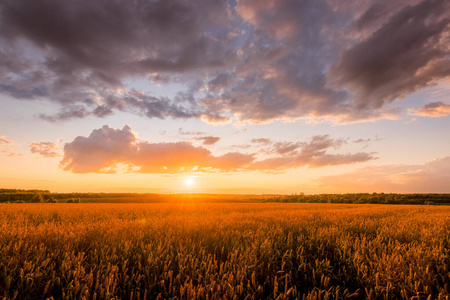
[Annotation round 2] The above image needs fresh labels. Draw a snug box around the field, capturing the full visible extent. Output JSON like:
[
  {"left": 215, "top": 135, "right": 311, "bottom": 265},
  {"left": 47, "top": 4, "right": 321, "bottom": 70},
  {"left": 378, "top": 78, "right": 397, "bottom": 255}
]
[{"left": 1, "top": 203, "right": 449, "bottom": 300}]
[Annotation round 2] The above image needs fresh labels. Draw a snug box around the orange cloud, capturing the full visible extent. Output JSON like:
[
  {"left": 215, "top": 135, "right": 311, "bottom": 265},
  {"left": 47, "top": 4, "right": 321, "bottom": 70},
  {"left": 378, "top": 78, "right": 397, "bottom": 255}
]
[
  {"left": 408, "top": 102, "right": 450, "bottom": 117},
  {"left": 0, "top": 136, "right": 23, "bottom": 157},
  {"left": 30, "top": 141, "right": 62, "bottom": 158},
  {"left": 60, "top": 125, "right": 254, "bottom": 174},
  {"left": 200, "top": 113, "right": 232, "bottom": 125},
  {"left": 1, "top": 148, "right": 23, "bottom": 157},
  {"left": 61, "top": 126, "right": 375, "bottom": 174},
  {"left": 0, "top": 136, "right": 13, "bottom": 145},
  {"left": 195, "top": 136, "right": 220, "bottom": 145}
]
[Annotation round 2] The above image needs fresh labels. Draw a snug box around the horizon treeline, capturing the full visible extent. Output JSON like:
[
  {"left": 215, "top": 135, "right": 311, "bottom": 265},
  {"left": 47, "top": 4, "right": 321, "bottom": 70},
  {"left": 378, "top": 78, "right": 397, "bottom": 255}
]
[{"left": 0, "top": 189, "right": 449, "bottom": 205}]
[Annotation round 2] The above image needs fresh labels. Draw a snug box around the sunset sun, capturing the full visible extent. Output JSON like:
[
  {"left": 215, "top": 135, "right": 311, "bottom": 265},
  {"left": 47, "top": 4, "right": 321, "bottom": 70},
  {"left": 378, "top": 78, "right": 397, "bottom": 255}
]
[{"left": 184, "top": 178, "right": 195, "bottom": 187}]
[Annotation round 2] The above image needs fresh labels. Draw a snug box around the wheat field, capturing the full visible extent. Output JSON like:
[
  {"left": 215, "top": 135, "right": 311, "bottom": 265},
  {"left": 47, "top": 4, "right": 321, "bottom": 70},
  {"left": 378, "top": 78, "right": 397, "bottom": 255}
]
[{"left": 1, "top": 203, "right": 449, "bottom": 299}]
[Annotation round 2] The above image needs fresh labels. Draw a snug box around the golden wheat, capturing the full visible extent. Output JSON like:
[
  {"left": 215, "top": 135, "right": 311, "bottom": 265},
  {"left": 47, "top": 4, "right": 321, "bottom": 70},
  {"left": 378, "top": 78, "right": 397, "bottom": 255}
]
[{"left": 0, "top": 203, "right": 449, "bottom": 299}]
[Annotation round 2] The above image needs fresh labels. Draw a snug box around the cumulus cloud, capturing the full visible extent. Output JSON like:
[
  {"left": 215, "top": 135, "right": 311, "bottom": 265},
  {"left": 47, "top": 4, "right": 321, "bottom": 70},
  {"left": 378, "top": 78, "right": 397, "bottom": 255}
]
[
  {"left": 30, "top": 141, "right": 62, "bottom": 158},
  {"left": 1, "top": 0, "right": 448, "bottom": 124},
  {"left": 408, "top": 102, "right": 450, "bottom": 117},
  {"left": 60, "top": 125, "right": 254, "bottom": 173},
  {"left": 318, "top": 156, "right": 450, "bottom": 193},
  {"left": 61, "top": 126, "right": 375, "bottom": 174}
]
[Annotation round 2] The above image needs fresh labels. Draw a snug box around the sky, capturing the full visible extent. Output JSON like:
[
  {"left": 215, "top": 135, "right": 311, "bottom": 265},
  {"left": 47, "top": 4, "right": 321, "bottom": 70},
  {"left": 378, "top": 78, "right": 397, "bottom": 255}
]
[{"left": 0, "top": 0, "right": 449, "bottom": 194}]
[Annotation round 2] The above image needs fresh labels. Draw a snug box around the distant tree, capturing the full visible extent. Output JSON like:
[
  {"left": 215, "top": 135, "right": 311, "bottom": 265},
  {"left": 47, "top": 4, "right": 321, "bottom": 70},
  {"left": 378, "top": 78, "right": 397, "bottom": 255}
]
[
  {"left": 66, "top": 198, "right": 80, "bottom": 203},
  {"left": 46, "top": 196, "right": 58, "bottom": 203},
  {"left": 30, "top": 194, "right": 44, "bottom": 203}
]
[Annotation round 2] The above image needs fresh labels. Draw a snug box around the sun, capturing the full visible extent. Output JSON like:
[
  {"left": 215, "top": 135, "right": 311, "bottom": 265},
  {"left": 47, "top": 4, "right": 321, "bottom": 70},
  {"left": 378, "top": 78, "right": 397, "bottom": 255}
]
[{"left": 185, "top": 178, "right": 195, "bottom": 187}]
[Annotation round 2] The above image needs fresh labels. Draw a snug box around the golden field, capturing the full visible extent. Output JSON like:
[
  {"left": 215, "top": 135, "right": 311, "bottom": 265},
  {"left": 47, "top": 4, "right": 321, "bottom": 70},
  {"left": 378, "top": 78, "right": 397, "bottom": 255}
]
[{"left": 0, "top": 203, "right": 449, "bottom": 300}]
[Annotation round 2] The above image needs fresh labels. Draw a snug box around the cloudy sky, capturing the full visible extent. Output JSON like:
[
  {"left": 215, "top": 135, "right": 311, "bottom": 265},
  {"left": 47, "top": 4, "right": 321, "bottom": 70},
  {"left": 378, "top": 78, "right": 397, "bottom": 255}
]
[{"left": 0, "top": 0, "right": 449, "bottom": 193}]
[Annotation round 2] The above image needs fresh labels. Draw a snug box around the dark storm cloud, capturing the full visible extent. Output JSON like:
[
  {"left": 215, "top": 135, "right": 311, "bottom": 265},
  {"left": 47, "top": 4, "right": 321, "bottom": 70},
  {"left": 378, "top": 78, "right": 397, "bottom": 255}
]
[
  {"left": 351, "top": 0, "right": 423, "bottom": 34},
  {"left": 328, "top": 0, "right": 450, "bottom": 113},
  {"left": 0, "top": 0, "right": 232, "bottom": 76},
  {"left": 1, "top": 0, "right": 449, "bottom": 123},
  {"left": 0, "top": 0, "right": 235, "bottom": 120},
  {"left": 208, "top": 72, "right": 234, "bottom": 91},
  {"left": 198, "top": 0, "right": 349, "bottom": 123}
]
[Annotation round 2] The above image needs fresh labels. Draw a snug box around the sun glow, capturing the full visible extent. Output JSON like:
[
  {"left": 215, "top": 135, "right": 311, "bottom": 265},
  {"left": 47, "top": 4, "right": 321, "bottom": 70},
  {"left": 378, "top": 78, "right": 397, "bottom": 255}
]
[{"left": 185, "top": 178, "right": 195, "bottom": 187}]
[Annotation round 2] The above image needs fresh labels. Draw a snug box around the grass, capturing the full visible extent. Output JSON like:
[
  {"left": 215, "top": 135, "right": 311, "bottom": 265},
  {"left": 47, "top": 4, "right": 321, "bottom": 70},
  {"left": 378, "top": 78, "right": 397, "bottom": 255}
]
[{"left": 1, "top": 203, "right": 449, "bottom": 299}]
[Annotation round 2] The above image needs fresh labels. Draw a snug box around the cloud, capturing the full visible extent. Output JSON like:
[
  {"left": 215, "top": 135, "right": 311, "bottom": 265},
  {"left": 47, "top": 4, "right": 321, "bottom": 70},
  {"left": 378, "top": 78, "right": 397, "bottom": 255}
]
[
  {"left": 208, "top": 72, "right": 234, "bottom": 91},
  {"left": 308, "top": 153, "right": 375, "bottom": 167},
  {"left": 61, "top": 126, "right": 375, "bottom": 174},
  {"left": 328, "top": 0, "right": 450, "bottom": 114},
  {"left": 408, "top": 101, "right": 450, "bottom": 117},
  {"left": 1, "top": 0, "right": 448, "bottom": 124},
  {"left": 0, "top": 136, "right": 23, "bottom": 157},
  {"left": 60, "top": 125, "right": 254, "bottom": 173},
  {"left": 39, "top": 105, "right": 90, "bottom": 122},
  {"left": 353, "top": 138, "right": 370, "bottom": 143},
  {"left": 249, "top": 134, "right": 375, "bottom": 170},
  {"left": 251, "top": 138, "right": 272, "bottom": 145},
  {"left": 0, "top": 136, "right": 13, "bottom": 145},
  {"left": 177, "top": 128, "right": 205, "bottom": 136},
  {"left": 272, "top": 142, "right": 301, "bottom": 155},
  {"left": 30, "top": 141, "right": 62, "bottom": 158},
  {"left": 38, "top": 88, "right": 224, "bottom": 122},
  {"left": 318, "top": 156, "right": 450, "bottom": 193},
  {"left": 1, "top": 147, "right": 23, "bottom": 157},
  {"left": 195, "top": 136, "right": 220, "bottom": 145},
  {"left": 1, "top": 0, "right": 233, "bottom": 77},
  {"left": 0, "top": 0, "right": 235, "bottom": 121},
  {"left": 177, "top": 129, "right": 221, "bottom": 145},
  {"left": 199, "top": 0, "right": 449, "bottom": 124},
  {"left": 252, "top": 140, "right": 301, "bottom": 155},
  {"left": 199, "top": 113, "right": 232, "bottom": 125}
]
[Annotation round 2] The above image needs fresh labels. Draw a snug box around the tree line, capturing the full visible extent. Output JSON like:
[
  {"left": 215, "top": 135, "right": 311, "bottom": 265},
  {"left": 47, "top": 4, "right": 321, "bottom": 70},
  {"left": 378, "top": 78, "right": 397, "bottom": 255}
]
[
  {"left": 0, "top": 189, "right": 449, "bottom": 205},
  {"left": 263, "top": 193, "right": 450, "bottom": 205}
]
